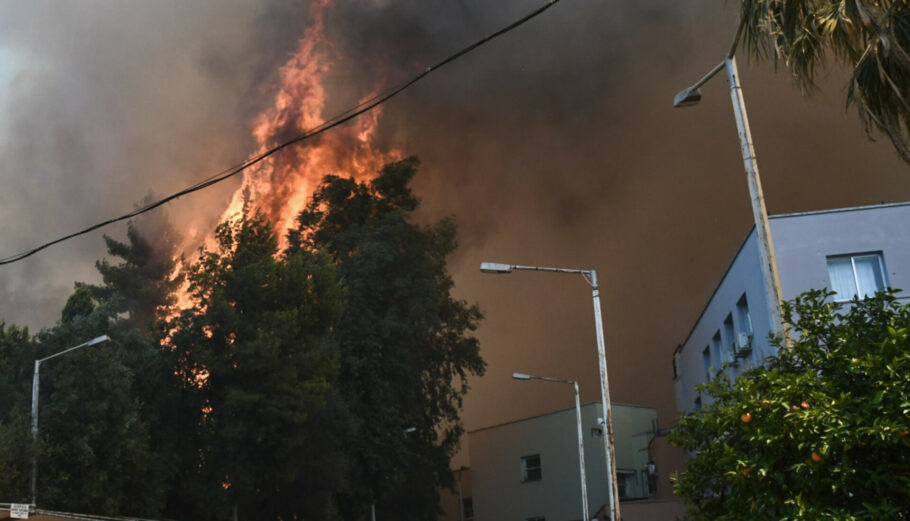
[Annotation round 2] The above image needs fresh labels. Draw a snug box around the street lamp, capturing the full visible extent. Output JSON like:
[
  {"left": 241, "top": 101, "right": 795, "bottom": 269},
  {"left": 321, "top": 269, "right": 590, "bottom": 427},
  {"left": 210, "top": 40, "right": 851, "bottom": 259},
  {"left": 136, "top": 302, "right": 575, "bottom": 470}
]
[
  {"left": 480, "top": 262, "right": 619, "bottom": 521},
  {"left": 512, "top": 372, "right": 590, "bottom": 521},
  {"left": 30, "top": 334, "right": 111, "bottom": 506},
  {"left": 672, "top": 19, "right": 787, "bottom": 343}
]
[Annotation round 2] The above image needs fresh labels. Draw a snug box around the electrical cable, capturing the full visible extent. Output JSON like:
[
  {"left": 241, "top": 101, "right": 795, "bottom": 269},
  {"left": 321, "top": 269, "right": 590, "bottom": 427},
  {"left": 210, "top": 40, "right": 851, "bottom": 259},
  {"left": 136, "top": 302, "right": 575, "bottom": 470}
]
[{"left": 0, "top": 0, "right": 562, "bottom": 266}]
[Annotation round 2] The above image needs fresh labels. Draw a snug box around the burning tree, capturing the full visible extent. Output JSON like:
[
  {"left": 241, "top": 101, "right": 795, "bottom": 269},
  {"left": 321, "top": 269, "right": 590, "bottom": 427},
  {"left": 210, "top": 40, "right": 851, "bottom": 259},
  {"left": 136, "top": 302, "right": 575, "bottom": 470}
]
[
  {"left": 159, "top": 157, "right": 483, "bottom": 521},
  {"left": 164, "top": 212, "right": 344, "bottom": 521}
]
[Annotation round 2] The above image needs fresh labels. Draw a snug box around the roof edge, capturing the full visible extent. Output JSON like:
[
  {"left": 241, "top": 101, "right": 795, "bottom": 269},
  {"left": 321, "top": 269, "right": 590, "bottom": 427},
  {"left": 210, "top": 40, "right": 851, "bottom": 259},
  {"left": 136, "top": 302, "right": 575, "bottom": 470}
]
[{"left": 676, "top": 201, "right": 910, "bottom": 353}]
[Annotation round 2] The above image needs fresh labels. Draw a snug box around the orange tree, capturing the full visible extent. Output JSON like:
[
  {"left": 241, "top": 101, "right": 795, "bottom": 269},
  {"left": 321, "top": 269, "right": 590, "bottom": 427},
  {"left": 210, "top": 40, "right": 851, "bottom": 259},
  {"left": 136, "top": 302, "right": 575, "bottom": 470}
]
[{"left": 671, "top": 289, "right": 910, "bottom": 520}]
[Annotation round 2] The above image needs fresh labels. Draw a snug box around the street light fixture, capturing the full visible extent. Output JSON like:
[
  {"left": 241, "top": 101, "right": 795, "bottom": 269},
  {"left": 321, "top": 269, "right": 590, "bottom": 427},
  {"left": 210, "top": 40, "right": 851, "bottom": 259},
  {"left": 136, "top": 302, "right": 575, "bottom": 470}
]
[
  {"left": 480, "top": 262, "right": 619, "bottom": 521},
  {"left": 512, "top": 372, "right": 590, "bottom": 521},
  {"left": 672, "top": 20, "right": 787, "bottom": 343},
  {"left": 30, "top": 334, "right": 111, "bottom": 506}
]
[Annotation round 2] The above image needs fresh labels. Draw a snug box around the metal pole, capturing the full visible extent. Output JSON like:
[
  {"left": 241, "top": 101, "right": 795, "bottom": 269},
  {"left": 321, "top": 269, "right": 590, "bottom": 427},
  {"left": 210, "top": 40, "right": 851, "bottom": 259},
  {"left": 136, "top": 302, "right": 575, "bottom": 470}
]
[
  {"left": 589, "top": 270, "right": 620, "bottom": 521},
  {"left": 30, "top": 360, "right": 39, "bottom": 506},
  {"left": 723, "top": 55, "right": 786, "bottom": 343},
  {"left": 573, "top": 381, "right": 590, "bottom": 521}
]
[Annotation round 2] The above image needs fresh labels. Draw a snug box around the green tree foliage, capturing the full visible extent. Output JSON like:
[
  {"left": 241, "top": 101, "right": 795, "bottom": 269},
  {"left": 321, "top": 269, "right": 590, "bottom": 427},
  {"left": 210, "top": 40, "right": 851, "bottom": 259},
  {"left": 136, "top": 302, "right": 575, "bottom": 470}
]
[
  {"left": 290, "top": 156, "right": 486, "bottom": 521},
  {"left": 0, "top": 322, "right": 35, "bottom": 503},
  {"left": 1, "top": 159, "right": 482, "bottom": 521},
  {"left": 93, "top": 217, "right": 182, "bottom": 332},
  {"left": 35, "top": 289, "right": 163, "bottom": 516},
  {"left": 740, "top": 0, "right": 910, "bottom": 163},
  {"left": 89, "top": 215, "right": 185, "bottom": 512},
  {"left": 672, "top": 289, "right": 910, "bottom": 520},
  {"left": 0, "top": 322, "right": 35, "bottom": 422},
  {"left": 165, "top": 212, "right": 344, "bottom": 521}
]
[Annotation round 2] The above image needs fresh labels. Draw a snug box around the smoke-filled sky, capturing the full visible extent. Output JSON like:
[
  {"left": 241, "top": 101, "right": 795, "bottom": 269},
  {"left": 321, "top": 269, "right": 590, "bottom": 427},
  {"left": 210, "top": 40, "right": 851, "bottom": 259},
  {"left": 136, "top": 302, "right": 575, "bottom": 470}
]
[{"left": 1, "top": 0, "right": 908, "bottom": 431}]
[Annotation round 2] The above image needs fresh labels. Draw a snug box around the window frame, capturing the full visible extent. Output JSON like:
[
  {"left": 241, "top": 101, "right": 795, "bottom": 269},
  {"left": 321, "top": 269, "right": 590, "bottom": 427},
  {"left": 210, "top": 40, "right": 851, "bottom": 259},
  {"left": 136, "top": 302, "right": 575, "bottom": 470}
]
[
  {"left": 735, "top": 293, "right": 752, "bottom": 335},
  {"left": 826, "top": 252, "right": 888, "bottom": 302},
  {"left": 520, "top": 453, "right": 542, "bottom": 483}
]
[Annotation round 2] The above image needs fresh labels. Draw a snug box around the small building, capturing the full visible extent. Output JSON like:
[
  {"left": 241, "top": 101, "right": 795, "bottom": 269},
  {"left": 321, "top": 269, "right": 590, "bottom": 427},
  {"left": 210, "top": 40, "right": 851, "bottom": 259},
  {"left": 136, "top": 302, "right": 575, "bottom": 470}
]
[
  {"left": 440, "top": 402, "right": 683, "bottom": 521},
  {"left": 673, "top": 202, "right": 910, "bottom": 415}
]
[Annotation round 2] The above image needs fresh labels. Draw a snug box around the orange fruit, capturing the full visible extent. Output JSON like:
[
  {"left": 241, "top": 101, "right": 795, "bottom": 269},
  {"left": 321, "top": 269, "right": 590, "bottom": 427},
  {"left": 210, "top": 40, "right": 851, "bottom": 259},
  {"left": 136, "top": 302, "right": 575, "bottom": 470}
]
[
  {"left": 741, "top": 412, "right": 753, "bottom": 423},
  {"left": 760, "top": 400, "right": 770, "bottom": 409},
  {"left": 811, "top": 452, "right": 823, "bottom": 462},
  {"left": 898, "top": 430, "right": 908, "bottom": 437},
  {"left": 741, "top": 468, "right": 751, "bottom": 476},
  {"left": 801, "top": 401, "right": 810, "bottom": 410},
  {"left": 790, "top": 405, "right": 800, "bottom": 412}
]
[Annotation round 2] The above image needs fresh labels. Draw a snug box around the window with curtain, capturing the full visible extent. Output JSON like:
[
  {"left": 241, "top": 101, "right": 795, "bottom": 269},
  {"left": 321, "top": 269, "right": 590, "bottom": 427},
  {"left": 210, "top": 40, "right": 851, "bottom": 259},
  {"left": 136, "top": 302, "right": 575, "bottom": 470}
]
[{"left": 826, "top": 253, "right": 887, "bottom": 300}]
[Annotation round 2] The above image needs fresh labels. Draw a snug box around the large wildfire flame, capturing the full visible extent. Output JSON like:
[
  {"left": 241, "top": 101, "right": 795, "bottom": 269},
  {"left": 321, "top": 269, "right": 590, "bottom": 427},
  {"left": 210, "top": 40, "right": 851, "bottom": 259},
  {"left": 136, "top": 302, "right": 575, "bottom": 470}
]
[{"left": 171, "top": 0, "right": 399, "bottom": 312}]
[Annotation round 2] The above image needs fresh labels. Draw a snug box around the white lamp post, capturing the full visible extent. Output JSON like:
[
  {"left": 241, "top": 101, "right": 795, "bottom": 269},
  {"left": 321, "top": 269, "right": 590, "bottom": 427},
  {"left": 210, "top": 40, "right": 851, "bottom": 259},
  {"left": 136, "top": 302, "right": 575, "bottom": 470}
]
[
  {"left": 672, "top": 20, "right": 787, "bottom": 343},
  {"left": 481, "top": 262, "right": 618, "bottom": 521},
  {"left": 30, "top": 334, "right": 111, "bottom": 506},
  {"left": 512, "top": 372, "right": 590, "bottom": 521}
]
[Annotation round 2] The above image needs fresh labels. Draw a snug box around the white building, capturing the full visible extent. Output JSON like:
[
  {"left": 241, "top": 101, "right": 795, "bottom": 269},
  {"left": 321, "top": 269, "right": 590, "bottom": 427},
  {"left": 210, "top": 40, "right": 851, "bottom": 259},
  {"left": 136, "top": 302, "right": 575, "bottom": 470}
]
[
  {"left": 673, "top": 202, "right": 910, "bottom": 414},
  {"left": 438, "top": 402, "right": 685, "bottom": 521}
]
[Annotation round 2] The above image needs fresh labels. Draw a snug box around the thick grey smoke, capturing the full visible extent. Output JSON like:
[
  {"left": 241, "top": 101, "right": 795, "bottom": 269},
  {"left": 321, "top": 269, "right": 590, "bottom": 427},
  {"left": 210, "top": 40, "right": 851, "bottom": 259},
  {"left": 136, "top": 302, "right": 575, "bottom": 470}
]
[
  {"left": 0, "top": 0, "right": 907, "bottom": 430},
  {"left": 0, "top": 0, "right": 310, "bottom": 329}
]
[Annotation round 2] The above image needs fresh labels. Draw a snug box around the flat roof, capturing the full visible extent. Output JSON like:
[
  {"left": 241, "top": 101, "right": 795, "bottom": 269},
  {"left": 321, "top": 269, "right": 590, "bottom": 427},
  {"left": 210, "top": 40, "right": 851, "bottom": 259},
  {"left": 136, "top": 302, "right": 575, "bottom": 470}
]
[
  {"left": 468, "top": 401, "right": 657, "bottom": 435},
  {"left": 676, "top": 201, "right": 910, "bottom": 353}
]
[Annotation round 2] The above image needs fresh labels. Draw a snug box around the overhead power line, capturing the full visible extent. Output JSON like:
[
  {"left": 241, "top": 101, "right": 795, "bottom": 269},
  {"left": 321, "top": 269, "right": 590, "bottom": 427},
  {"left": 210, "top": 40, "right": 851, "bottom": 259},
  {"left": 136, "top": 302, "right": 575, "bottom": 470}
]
[{"left": 0, "top": 0, "right": 563, "bottom": 266}]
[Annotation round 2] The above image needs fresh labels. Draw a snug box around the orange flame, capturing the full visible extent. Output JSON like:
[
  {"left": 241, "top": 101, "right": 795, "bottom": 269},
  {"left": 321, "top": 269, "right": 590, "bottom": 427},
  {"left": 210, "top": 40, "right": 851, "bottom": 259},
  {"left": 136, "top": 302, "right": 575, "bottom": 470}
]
[
  {"left": 169, "top": 0, "right": 399, "bottom": 313},
  {"left": 220, "top": 0, "right": 397, "bottom": 246}
]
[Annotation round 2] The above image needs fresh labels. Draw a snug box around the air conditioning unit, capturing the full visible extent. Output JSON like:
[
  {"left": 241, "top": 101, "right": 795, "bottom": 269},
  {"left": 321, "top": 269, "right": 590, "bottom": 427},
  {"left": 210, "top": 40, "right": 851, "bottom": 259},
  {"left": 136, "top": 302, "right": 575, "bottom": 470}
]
[{"left": 734, "top": 332, "right": 753, "bottom": 357}]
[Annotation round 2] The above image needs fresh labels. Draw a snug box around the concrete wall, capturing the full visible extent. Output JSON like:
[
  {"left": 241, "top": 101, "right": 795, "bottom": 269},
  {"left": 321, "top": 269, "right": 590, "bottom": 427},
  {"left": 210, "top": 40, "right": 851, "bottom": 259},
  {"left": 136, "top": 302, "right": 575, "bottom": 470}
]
[
  {"left": 674, "top": 230, "right": 772, "bottom": 415},
  {"left": 772, "top": 203, "right": 910, "bottom": 303},
  {"left": 674, "top": 202, "right": 910, "bottom": 415},
  {"left": 468, "top": 402, "right": 657, "bottom": 521}
]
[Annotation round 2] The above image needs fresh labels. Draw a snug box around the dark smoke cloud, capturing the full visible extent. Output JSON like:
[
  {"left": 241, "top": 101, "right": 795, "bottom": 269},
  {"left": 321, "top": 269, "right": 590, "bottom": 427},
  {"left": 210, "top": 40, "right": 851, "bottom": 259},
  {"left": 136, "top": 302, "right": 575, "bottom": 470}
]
[
  {"left": 0, "top": 0, "right": 907, "bottom": 432},
  {"left": 314, "top": 0, "right": 910, "bottom": 427},
  {"left": 0, "top": 0, "right": 311, "bottom": 329}
]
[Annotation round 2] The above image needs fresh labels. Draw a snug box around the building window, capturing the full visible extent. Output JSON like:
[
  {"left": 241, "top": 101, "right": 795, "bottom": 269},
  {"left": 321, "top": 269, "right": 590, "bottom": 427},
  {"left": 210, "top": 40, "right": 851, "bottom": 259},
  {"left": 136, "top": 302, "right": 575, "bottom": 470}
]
[
  {"left": 462, "top": 497, "right": 473, "bottom": 521},
  {"left": 712, "top": 331, "right": 724, "bottom": 366},
  {"left": 736, "top": 294, "right": 752, "bottom": 334},
  {"left": 520, "top": 454, "right": 542, "bottom": 482},
  {"left": 702, "top": 346, "right": 712, "bottom": 382},
  {"left": 672, "top": 345, "right": 682, "bottom": 380},
  {"left": 723, "top": 314, "right": 735, "bottom": 360},
  {"left": 617, "top": 469, "right": 645, "bottom": 499},
  {"left": 827, "top": 253, "right": 887, "bottom": 300}
]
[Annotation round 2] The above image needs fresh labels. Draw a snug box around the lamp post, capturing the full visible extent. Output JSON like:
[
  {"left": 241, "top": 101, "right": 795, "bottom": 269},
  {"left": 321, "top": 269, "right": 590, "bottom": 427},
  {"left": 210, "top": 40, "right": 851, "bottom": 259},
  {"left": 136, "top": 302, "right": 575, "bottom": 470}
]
[
  {"left": 480, "top": 262, "right": 618, "bottom": 521},
  {"left": 512, "top": 372, "right": 590, "bottom": 521},
  {"left": 30, "top": 334, "right": 111, "bottom": 506},
  {"left": 672, "top": 20, "right": 787, "bottom": 343}
]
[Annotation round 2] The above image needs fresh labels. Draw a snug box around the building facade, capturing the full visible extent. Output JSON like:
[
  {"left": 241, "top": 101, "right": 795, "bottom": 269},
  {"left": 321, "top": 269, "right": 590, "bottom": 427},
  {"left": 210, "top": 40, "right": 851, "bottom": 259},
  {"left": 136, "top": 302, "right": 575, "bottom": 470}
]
[
  {"left": 454, "top": 402, "right": 681, "bottom": 521},
  {"left": 673, "top": 202, "right": 910, "bottom": 415}
]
